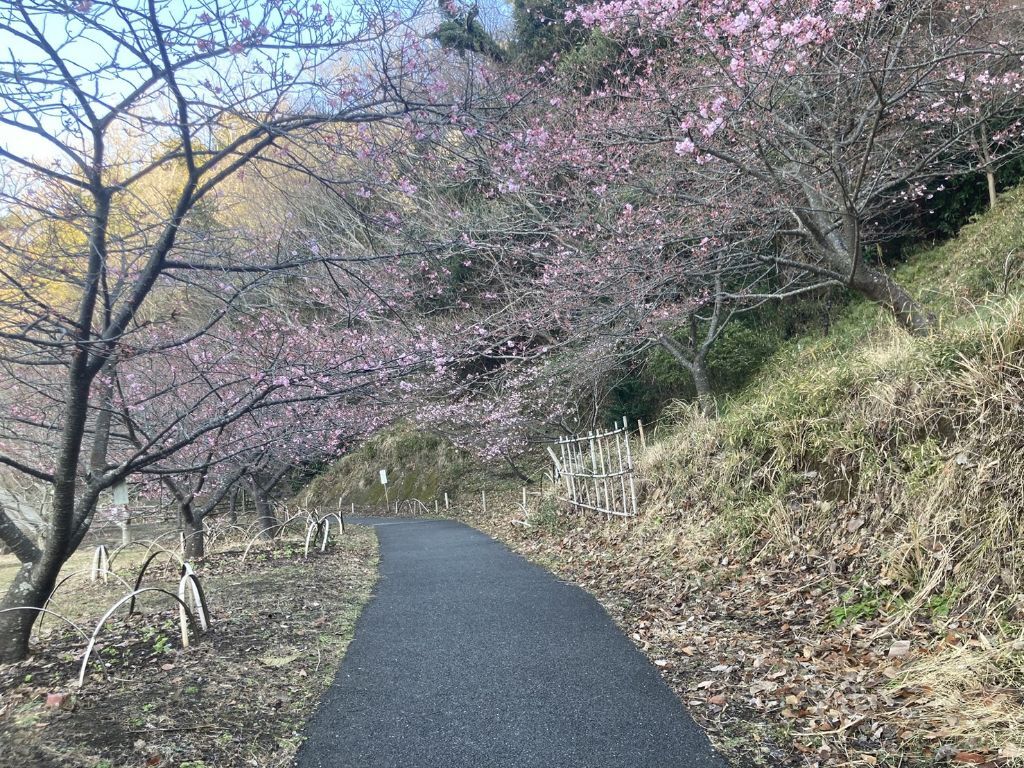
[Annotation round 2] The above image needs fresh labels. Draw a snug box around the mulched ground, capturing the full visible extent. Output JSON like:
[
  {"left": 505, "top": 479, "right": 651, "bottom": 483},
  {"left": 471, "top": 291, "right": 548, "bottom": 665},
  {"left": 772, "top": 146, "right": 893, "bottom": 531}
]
[
  {"left": 460, "top": 502, "right": 1022, "bottom": 768},
  {"left": 0, "top": 525, "right": 377, "bottom": 768}
]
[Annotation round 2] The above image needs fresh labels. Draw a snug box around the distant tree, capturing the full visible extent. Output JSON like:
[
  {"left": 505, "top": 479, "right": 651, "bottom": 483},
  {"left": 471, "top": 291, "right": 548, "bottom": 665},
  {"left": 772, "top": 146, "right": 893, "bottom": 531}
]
[
  {"left": 433, "top": 0, "right": 507, "bottom": 61},
  {"left": 511, "top": 0, "right": 587, "bottom": 69}
]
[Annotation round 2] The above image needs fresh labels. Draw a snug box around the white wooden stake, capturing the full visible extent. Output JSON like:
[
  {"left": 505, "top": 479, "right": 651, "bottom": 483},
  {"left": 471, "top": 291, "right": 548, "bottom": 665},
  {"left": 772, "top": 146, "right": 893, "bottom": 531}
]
[{"left": 624, "top": 425, "right": 639, "bottom": 516}]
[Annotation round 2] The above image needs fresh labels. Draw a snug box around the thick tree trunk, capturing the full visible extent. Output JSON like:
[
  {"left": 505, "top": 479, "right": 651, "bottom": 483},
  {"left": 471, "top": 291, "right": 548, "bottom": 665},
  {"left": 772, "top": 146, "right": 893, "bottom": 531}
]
[
  {"left": 182, "top": 508, "right": 205, "bottom": 560},
  {"left": 0, "top": 561, "right": 59, "bottom": 664},
  {"left": 658, "top": 334, "right": 718, "bottom": 418},
  {"left": 0, "top": 485, "right": 78, "bottom": 662},
  {"left": 849, "top": 262, "right": 935, "bottom": 335}
]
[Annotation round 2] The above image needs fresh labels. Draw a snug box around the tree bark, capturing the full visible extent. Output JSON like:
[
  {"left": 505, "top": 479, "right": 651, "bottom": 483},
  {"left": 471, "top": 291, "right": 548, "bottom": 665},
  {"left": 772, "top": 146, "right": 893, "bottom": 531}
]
[
  {"left": 691, "top": 357, "right": 717, "bottom": 418},
  {"left": 249, "top": 479, "right": 279, "bottom": 540},
  {"left": 795, "top": 185, "right": 935, "bottom": 335},
  {"left": 0, "top": 564, "right": 50, "bottom": 663},
  {"left": 658, "top": 334, "right": 718, "bottom": 418},
  {"left": 182, "top": 509, "right": 205, "bottom": 560},
  {"left": 850, "top": 261, "right": 935, "bottom": 335},
  {"left": 0, "top": 512, "right": 69, "bottom": 663}
]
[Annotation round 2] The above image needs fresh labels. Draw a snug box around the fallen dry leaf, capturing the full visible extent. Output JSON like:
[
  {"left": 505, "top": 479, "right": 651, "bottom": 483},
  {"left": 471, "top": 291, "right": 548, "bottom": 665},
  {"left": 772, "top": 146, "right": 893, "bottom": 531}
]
[
  {"left": 888, "top": 640, "right": 911, "bottom": 658},
  {"left": 953, "top": 752, "right": 990, "bottom": 764}
]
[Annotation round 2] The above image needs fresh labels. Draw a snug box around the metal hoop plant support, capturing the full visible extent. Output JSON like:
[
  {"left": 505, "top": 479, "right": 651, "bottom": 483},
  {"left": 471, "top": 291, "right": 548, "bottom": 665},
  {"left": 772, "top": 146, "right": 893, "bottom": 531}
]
[
  {"left": 107, "top": 540, "right": 152, "bottom": 568},
  {"left": 77, "top": 588, "right": 205, "bottom": 687},
  {"left": 239, "top": 525, "right": 287, "bottom": 564},
  {"left": 277, "top": 512, "right": 316, "bottom": 538},
  {"left": 304, "top": 519, "right": 329, "bottom": 558},
  {"left": 108, "top": 539, "right": 185, "bottom": 571},
  {"left": 0, "top": 606, "right": 90, "bottom": 647},
  {"left": 90, "top": 545, "right": 110, "bottom": 582},
  {"left": 177, "top": 564, "right": 211, "bottom": 635},
  {"left": 205, "top": 523, "right": 249, "bottom": 550},
  {"left": 145, "top": 528, "right": 188, "bottom": 554},
  {"left": 127, "top": 549, "right": 191, "bottom": 615},
  {"left": 318, "top": 513, "right": 344, "bottom": 540},
  {"left": 397, "top": 499, "right": 430, "bottom": 516},
  {"left": 35, "top": 567, "right": 135, "bottom": 639}
]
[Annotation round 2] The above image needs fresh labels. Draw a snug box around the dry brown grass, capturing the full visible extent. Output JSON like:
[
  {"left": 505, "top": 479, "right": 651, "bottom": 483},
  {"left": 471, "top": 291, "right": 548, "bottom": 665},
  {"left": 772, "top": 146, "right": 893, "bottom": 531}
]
[{"left": 462, "top": 189, "right": 1024, "bottom": 766}]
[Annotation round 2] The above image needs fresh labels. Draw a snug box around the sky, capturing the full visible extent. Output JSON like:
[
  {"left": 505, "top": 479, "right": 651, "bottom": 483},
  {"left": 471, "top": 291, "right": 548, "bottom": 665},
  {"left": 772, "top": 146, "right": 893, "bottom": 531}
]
[{"left": 0, "top": 0, "right": 511, "bottom": 169}]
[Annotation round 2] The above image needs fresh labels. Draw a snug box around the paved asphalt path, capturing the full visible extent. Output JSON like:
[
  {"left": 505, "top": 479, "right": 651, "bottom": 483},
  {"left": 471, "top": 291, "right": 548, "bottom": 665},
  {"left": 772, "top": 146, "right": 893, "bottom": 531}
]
[{"left": 297, "top": 518, "right": 727, "bottom": 768}]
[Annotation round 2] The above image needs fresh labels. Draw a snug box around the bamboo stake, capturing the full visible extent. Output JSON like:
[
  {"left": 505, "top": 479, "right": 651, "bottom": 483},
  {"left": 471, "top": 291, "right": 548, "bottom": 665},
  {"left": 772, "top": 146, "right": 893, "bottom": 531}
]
[
  {"left": 623, "top": 425, "right": 639, "bottom": 516},
  {"left": 615, "top": 427, "right": 629, "bottom": 516},
  {"left": 565, "top": 438, "right": 579, "bottom": 511},
  {"left": 596, "top": 431, "right": 612, "bottom": 517}
]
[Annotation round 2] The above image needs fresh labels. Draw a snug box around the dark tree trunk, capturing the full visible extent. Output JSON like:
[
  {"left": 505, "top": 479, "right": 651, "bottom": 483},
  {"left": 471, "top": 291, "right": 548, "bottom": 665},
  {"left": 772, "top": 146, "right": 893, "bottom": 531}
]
[
  {"left": 504, "top": 454, "right": 531, "bottom": 483},
  {"left": 0, "top": 562, "right": 58, "bottom": 664},
  {"left": 658, "top": 334, "right": 718, "bottom": 418},
  {"left": 850, "top": 261, "right": 935, "bottom": 335}
]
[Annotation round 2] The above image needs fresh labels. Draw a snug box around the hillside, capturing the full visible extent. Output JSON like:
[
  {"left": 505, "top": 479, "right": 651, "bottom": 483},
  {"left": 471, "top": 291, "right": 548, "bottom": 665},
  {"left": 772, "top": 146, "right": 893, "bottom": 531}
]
[
  {"left": 309, "top": 186, "right": 1024, "bottom": 767},
  {"left": 300, "top": 428, "right": 473, "bottom": 510}
]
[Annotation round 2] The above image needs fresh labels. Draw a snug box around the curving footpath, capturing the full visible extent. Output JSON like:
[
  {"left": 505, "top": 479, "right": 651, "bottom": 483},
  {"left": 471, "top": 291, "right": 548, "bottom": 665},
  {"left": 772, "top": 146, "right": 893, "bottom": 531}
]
[{"left": 297, "top": 518, "right": 728, "bottom": 768}]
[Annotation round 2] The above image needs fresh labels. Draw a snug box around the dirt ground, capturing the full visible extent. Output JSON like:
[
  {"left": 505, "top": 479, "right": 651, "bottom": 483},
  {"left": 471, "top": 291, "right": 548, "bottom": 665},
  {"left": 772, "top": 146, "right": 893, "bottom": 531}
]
[
  {"left": 0, "top": 523, "right": 378, "bottom": 768},
  {"left": 457, "top": 500, "right": 1024, "bottom": 768}
]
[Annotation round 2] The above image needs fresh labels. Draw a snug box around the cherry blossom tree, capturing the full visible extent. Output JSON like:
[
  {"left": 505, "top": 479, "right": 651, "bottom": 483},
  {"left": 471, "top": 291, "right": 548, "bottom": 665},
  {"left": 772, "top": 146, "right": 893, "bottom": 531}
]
[
  {"left": 113, "top": 301, "right": 395, "bottom": 557},
  {"left": 557, "top": 0, "right": 1024, "bottom": 333},
  {"left": 0, "top": 0, "right": 460, "bottom": 662}
]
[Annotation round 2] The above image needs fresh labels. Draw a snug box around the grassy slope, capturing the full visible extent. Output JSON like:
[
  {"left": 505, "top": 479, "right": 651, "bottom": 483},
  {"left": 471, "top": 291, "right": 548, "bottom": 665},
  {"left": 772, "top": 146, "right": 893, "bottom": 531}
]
[
  {"left": 299, "top": 427, "right": 471, "bottom": 509},
  {"left": 647, "top": 185, "right": 1024, "bottom": 611},
  {"left": 582, "top": 186, "right": 1024, "bottom": 767},
  {"left": 513, "top": 188, "right": 1024, "bottom": 766}
]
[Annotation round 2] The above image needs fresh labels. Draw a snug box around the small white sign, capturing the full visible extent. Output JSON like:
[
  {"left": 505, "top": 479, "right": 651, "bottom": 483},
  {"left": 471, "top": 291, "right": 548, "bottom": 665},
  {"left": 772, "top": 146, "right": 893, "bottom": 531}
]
[
  {"left": 112, "top": 480, "right": 129, "bottom": 506},
  {"left": 379, "top": 469, "right": 388, "bottom": 485}
]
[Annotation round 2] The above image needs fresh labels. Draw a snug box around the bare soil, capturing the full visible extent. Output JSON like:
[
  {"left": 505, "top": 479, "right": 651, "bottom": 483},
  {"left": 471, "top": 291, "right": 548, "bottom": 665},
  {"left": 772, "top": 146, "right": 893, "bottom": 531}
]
[{"left": 0, "top": 524, "right": 377, "bottom": 768}]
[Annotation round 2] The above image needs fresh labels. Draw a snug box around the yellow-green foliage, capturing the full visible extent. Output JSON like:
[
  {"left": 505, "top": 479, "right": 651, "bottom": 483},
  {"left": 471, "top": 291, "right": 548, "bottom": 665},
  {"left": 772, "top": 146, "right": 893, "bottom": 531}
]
[
  {"left": 644, "top": 187, "right": 1024, "bottom": 620},
  {"left": 300, "top": 426, "right": 470, "bottom": 508}
]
